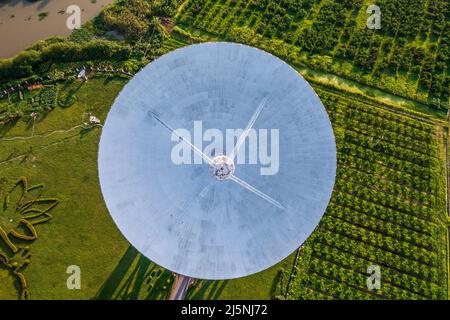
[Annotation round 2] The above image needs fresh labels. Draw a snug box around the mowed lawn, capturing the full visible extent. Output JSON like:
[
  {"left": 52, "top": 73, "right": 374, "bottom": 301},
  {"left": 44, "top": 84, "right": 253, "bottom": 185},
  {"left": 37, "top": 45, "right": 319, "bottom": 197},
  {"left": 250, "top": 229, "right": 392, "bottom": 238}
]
[{"left": 0, "top": 76, "right": 295, "bottom": 300}]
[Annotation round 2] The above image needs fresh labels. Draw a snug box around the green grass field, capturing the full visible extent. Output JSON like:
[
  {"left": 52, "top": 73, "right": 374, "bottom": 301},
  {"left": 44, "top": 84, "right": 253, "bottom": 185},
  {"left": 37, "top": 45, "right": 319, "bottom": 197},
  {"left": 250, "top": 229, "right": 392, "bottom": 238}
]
[{"left": 0, "top": 77, "right": 128, "bottom": 299}]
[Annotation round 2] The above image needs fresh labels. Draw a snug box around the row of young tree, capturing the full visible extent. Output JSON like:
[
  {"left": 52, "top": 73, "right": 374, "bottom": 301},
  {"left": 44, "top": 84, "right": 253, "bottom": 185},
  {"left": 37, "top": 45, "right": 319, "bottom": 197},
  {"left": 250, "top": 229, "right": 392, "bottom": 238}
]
[
  {"left": 288, "top": 89, "right": 448, "bottom": 299},
  {"left": 180, "top": 0, "right": 449, "bottom": 105}
]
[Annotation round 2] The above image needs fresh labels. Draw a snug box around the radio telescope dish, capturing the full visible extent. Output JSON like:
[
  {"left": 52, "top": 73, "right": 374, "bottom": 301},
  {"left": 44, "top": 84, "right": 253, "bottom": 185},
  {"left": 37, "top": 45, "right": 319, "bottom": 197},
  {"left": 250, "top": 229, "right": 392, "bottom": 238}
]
[{"left": 98, "top": 42, "right": 336, "bottom": 280}]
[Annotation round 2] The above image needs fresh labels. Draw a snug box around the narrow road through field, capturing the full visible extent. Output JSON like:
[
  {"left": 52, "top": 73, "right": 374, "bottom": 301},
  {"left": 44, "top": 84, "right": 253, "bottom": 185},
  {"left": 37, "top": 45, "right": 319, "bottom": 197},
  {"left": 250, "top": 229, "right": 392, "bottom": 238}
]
[
  {"left": 0, "top": 124, "right": 85, "bottom": 141},
  {"left": 0, "top": 124, "right": 101, "bottom": 166},
  {"left": 169, "top": 275, "right": 193, "bottom": 300}
]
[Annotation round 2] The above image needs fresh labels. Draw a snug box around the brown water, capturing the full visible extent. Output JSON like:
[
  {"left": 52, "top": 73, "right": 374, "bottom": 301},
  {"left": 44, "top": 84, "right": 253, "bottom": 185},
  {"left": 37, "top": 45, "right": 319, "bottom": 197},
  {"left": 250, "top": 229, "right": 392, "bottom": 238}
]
[{"left": 0, "top": 0, "right": 115, "bottom": 58}]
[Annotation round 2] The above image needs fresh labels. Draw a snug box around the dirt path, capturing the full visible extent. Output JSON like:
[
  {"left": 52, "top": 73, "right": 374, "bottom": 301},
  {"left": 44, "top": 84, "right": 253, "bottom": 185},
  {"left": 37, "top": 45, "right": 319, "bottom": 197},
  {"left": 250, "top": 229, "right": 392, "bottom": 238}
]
[
  {"left": 313, "top": 82, "right": 446, "bottom": 127},
  {"left": 445, "top": 111, "right": 450, "bottom": 298},
  {"left": 0, "top": 124, "right": 85, "bottom": 141},
  {"left": 169, "top": 28, "right": 446, "bottom": 123},
  {"left": 0, "top": 124, "right": 100, "bottom": 166},
  {"left": 285, "top": 246, "right": 302, "bottom": 298},
  {"left": 298, "top": 66, "right": 436, "bottom": 117},
  {"left": 169, "top": 274, "right": 194, "bottom": 300}
]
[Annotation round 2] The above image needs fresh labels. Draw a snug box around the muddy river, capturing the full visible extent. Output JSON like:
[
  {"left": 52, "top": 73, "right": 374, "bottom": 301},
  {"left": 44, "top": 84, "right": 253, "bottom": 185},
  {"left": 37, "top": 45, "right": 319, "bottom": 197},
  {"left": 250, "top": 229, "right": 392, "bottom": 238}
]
[{"left": 0, "top": 0, "right": 115, "bottom": 58}]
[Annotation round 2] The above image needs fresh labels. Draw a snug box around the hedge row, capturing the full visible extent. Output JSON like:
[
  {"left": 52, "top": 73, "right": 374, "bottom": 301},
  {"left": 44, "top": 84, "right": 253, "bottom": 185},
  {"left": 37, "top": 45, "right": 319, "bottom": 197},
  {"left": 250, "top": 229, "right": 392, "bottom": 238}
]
[{"left": 0, "top": 40, "right": 132, "bottom": 80}]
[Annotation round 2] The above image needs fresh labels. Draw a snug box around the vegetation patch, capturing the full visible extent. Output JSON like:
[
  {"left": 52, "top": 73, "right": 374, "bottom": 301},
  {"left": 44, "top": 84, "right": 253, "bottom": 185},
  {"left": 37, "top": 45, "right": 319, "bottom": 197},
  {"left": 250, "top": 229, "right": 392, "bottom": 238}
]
[
  {"left": 0, "top": 85, "right": 57, "bottom": 127},
  {"left": 38, "top": 12, "right": 49, "bottom": 21},
  {"left": 177, "top": 0, "right": 448, "bottom": 108},
  {"left": 0, "top": 177, "right": 59, "bottom": 299},
  {"left": 287, "top": 88, "right": 448, "bottom": 299}
]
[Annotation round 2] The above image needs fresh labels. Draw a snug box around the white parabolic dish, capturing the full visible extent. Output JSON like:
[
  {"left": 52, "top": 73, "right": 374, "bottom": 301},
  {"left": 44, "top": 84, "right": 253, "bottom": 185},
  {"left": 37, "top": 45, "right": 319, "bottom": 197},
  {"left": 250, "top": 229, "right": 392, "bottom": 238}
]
[{"left": 98, "top": 42, "right": 337, "bottom": 280}]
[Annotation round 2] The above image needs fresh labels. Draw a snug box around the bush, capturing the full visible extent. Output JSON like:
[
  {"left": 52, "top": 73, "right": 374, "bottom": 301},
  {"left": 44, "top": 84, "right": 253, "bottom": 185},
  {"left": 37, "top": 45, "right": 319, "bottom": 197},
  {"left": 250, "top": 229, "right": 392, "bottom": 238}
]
[
  {"left": 58, "top": 93, "right": 77, "bottom": 108},
  {"left": 99, "top": 0, "right": 153, "bottom": 41},
  {"left": 0, "top": 40, "right": 132, "bottom": 81},
  {"left": 0, "top": 50, "right": 40, "bottom": 79}
]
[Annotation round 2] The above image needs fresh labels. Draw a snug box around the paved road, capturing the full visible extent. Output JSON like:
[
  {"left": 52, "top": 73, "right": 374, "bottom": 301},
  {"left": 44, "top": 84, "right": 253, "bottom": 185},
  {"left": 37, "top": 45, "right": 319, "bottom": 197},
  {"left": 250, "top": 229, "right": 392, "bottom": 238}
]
[{"left": 169, "top": 275, "right": 192, "bottom": 300}]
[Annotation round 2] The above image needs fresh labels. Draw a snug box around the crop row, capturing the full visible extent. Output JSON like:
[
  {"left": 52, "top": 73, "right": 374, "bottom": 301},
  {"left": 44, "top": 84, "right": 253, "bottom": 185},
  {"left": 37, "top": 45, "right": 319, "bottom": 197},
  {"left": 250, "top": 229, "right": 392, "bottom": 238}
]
[
  {"left": 339, "top": 153, "right": 433, "bottom": 193},
  {"left": 334, "top": 178, "right": 437, "bottom": 222},
  {"left": 307, "top": 258, "right": 423, "bottom": 300},
  {"left": 286, "top": 85, "right": 447, "bottom": 299},
  {"left": 337, "top": 166, "right": 435, "bottom": 207},
  {"left": 344, "top": 124, "right": 436, "bottom": 158},
  {"left": 344, "top": 129, "right": 437, "bottom": 168},
  {"left": 328, "top": 107, "right": 435, "bottom": 145},
  {"left": 310, "top": 247, "right": 443, "bottom": 299},
  {"left": 320, "top": 216, "right": 437, "bottom": 267},
  {"left": 314, "top": 230, "right": 441, "bottom": 284},
  {"left": 340, "top": 141, "right": 433, "bottom": 179},
  {"left": 311, "top": 241, "right": 442, "bottom": 293},
  {"left": 322, "top": 94, "right": 436, "bottom": 134},
  {"left": 326, "top": 204, "right": 435, "bottom": 251},
  {"left": 331, "top": 192, "right": 435, "bottom": 235}
]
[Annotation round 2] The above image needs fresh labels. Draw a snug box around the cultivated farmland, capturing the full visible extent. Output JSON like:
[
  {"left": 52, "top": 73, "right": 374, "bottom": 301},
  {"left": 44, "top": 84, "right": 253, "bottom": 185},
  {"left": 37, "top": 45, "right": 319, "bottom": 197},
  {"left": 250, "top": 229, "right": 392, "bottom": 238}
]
[
  {"left": 288, "top": 88, "right": 448, "bottom": 299},
  {"left": 177, "top": 0, "right": 449, "bottom": 107}
]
